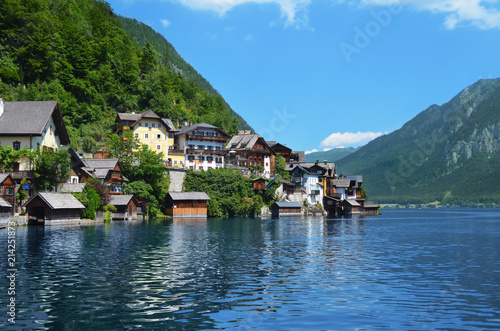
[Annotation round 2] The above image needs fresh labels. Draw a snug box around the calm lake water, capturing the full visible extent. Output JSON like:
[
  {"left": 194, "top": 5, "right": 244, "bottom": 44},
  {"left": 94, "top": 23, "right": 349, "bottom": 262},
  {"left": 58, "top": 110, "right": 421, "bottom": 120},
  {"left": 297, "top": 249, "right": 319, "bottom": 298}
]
[{"left": 1, "top": 209, "right": 500, "bottom": 330}]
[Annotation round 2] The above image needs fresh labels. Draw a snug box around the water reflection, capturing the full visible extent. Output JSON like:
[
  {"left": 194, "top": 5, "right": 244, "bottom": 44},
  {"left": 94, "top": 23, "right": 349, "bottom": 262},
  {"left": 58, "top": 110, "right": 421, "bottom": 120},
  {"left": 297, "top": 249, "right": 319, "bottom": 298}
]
[{"left": 0, "top": 210, "right": 499, "bottom": 330}]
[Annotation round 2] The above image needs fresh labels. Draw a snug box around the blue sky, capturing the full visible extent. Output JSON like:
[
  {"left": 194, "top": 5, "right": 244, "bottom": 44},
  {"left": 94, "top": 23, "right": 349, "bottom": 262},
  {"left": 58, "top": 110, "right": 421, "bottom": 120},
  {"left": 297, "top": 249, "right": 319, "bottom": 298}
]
[{"left": 107, "top": 0, "right": 500, "bottom": 153}]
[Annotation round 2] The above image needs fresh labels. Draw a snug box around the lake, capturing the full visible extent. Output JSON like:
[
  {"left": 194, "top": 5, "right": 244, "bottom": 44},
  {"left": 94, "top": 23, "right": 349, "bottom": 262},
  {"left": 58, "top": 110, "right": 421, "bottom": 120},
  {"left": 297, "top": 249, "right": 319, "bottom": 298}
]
[{"left": 1, "top": 209, "right": 500, "bottom": 330}]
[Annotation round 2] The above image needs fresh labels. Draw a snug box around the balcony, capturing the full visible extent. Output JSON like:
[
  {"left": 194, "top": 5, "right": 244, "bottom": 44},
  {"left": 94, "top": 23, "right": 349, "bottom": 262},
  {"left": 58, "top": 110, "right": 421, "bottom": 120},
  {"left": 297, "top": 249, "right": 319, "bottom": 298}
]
[
  {"left": 9, "top": 171, "right": 35, "bottom": 180},
  {"left": 186, "top": 148, "right": 226, "bottom": 155},
  {"left": 168, "top": 149, "right": 185, "bottom": 155},
  {"left": 186, "top": 134, "right": 228, "bottom": 142}
]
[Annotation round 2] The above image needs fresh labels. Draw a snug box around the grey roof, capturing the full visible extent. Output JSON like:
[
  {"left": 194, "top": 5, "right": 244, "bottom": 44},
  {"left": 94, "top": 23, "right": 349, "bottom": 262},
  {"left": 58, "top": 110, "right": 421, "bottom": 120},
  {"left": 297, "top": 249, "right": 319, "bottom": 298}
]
[
  {"left": 344, "top": 175, "right": 363, "bottom": 183},
  {"left": 26, "top": 192, "right": 85, "bottom": 210},
  {"left": 61, "top": 183, "right": 86, "bottom": 193},
  {"left": 225, "top": 133, "right": 273, "bottom": 153},
  {"left": 0, "top": 196, "right": 12, "bottom": 208},
  {"left": 175, "top": 122, "right": 229, "bottom": 137},
  {"left": 83, "top": 158, "right": 119, "bottom": 169},
  {"left": 343, "top": 199, "right": 361, "bottom": 207},
  {"left": 168, "top": 192, "right": 210, "bottom": 201},
  {"left": 332, "top": 179, "right": 350, "bottom": 187},
  {"left": 109, "top": 195, "right": 136, "bottom": 206},
  {"left": 117, "top": 110, "right": 171, "bottom": 129},
  {"left": 0, "top": 101, "right": 70, "bottom": 144},
  {"left": 162, "top": 118, "right": 178, "bottom": 132},
  {"left": 274, "top": 201, "right": 302, "bottom": 208},
  {"left": 0, "top": 173, "right": 12, "bottom": 183}
]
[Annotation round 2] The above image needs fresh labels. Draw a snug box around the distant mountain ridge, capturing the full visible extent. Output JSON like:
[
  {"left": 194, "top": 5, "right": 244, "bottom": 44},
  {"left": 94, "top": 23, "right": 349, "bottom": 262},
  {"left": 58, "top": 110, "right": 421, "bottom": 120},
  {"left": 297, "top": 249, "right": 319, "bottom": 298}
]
[
  {"left": 305, "top": 147, "right": 358, "bottom": 163},
  {"left": 336, "top": 78, "right": 500, "bottom": 205},
  {"left": 116, "top": 16, "right": 253, "bottom": 132}
]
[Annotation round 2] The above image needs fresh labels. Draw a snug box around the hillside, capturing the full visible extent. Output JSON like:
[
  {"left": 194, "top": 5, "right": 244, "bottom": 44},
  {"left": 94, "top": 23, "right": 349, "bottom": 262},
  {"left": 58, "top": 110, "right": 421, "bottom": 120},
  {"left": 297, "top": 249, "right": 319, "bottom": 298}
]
[
  {"left": 116, "top": 16, "right": 252, "bottom": 132},
  {"left": 305, "top": 147, "right": 357, "bottom": 163},
  {"left": 0, "top": 0, "right": 248, "bottom": 152},
  {"left": 336, "top": 78, "right": 500, "bottom": 205}
]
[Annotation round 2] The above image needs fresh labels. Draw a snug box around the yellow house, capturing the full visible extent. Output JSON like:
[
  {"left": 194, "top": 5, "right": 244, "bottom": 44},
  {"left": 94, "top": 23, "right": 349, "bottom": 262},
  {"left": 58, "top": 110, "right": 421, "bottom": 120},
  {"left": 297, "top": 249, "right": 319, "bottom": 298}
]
[{"left": 116, "top": 110, "right": 177, "bottom": 164}]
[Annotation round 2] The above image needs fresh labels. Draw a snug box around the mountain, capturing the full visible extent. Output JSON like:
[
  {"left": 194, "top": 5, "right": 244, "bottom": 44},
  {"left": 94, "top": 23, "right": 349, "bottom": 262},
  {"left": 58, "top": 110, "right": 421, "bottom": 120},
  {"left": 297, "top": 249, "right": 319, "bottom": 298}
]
[
  {"left": 116, "top": 16, "right": 252, "bottom": 132},
  {"left": 336, "top": 78, "right": 500, "bottom": 205},
  {"left": 305, "top": 147, "right": 358, "bottom": 163},
  {"left": 0, "top": 0, "right": 249, "bottom": 152}
]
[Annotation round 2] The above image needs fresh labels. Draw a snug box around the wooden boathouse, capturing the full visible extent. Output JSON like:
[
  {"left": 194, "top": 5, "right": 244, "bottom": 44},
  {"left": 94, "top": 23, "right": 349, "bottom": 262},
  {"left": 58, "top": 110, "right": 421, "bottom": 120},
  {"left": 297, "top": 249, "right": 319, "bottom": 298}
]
[
  {"left": 165, "top": 192, "right": 210, "bottom": 218},
  {"left": 24, "top": 192, "right": 84, "bottom": 225},
  {"left": 109, "top": 194, "right": 139, "bottom": 221},
  {"left": 271, "top": 201, "right": 302, "bottom": 218}
]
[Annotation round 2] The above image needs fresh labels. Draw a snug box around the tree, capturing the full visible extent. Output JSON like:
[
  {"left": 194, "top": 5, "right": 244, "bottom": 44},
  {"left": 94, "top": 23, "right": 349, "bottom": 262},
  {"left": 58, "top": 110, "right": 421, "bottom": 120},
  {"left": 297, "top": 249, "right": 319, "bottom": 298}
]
[
  {"left": 34, "top": 148, "right": 70, "bottom": 191},
  {"left": 275, "top": 154, "right": 290, "bottom": 180}
]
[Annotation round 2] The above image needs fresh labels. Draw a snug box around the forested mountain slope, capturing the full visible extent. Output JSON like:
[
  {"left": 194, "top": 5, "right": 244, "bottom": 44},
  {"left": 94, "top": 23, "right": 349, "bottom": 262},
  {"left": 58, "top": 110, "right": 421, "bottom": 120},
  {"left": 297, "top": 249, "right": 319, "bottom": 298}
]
[
  {"left": 0, "top": 0, "right": 248, "bottom": 152},
  {"left": 336, "top": 78, "right": 500, "bottom": 205},
  {"left": 116, "top": 16, "right": 252, "bottom": 132}
]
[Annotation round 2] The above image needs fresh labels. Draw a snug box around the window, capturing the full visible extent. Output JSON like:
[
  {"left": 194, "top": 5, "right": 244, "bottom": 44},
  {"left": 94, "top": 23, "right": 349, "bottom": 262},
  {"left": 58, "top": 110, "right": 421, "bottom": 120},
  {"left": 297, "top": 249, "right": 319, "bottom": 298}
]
[
  {"left": 168, "top": 133, "right": 173, "bottom": 138},
  {"left": 158, "top": 123, "right": 162, "bottom": 129},
  {"left": 135, "top": 133, "right": 139, "bottom": 138},
  {"left": 151, "top": 123, "right": 156, "bottom": 128},
  {"left": 144, "top": 133, "right": 149, "bottom": 139},
  {"left": 174, "top": 160, "right": 177, "bottom": 165},
  {"left": 5, "top": 187, "right": 14, "bottom": 196},
  {"left": 157, "top": 134, "right": 162, "bottom": 140},
  {"left": 144, "top": 122, "right": 149, "bottom": 127},
  {"left": 138, "top": 122, "right": 143, "bottom": 127},
  {"left": 157, "top": 145, "right": 161, "bottom": 150},
  {"left": 13, "top": 141, "right": 20, "bottom": 150}
]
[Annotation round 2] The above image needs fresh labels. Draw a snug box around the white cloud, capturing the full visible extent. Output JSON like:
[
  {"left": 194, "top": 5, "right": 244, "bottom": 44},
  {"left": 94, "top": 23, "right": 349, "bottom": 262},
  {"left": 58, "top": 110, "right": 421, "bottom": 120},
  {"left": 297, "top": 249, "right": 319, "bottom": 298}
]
[
  {"left": 172, "top": 0, "right": 311, "bottom": 28},
  {"left": 161, "top": 19, "right": 171, "bottom": 27},
  {"left": 305, "top": 149, "right": 318, "bottom": 154},
  {"left": 358, "top": 0, "right": 500, "bottom": 29},
  {"left": 320, "top": 131, "right": 385, "bottom": 148}
]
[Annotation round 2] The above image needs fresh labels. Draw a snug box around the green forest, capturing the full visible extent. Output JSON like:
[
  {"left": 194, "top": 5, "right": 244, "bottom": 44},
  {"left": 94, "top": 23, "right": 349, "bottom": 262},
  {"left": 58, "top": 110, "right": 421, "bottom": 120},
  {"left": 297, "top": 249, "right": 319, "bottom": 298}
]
[{"left": 0, "top": 0, "right": 247, "bottom": 153}]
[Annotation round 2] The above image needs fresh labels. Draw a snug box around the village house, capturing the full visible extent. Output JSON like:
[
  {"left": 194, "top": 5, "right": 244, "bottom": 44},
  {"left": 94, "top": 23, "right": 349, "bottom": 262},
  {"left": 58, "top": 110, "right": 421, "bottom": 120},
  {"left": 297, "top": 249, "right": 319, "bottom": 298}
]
[
  {"left": 24, "top": 192, "right": 85, "bottom": 225},
  {"left": 0, "top": 100, "right": 70, "bottom": 182},
  {"left": 115, "top": 110, "right": 176, "bottom": 163},
  {"left": 109, "top": 194, "right": 139, "bottom": 221},
  {"left": 0, "top": 173, "right": 16, "bottom": 207},
  {"left": 165, "top": 192, "right": 210, "bottom": 218},
  {"left": 268, "top": 141, "right": 292, "bottom": 162},
  {"left": 80, "top": 158, "right": 128, "bottom": 194},
  {"left": 225, "top": 131, "right": 276, "bottom": 178},
  {"left": 174, "top": 122, "right": 230, "bottom": 170},
  {"left": 287, "top": 161, "right": 335, "bottom": 205}
]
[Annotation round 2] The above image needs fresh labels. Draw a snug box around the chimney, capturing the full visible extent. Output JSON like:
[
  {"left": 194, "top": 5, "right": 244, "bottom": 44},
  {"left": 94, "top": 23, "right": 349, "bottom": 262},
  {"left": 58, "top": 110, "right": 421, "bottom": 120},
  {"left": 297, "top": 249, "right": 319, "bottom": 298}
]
[
  {"left": 189, "top": 121, "right": 193, "bottom": 126},
  {"left": 238, "top": 130, "right": 245, "bottom": 135},
  {"left": 0, "top": 98, "right": 4, "bottom": 117},
  {"left": 324, "top": 160, "right": 327, "bottom": 165},
  {"left": 131, "top": 110, "right": 135, "bottom": 114}
]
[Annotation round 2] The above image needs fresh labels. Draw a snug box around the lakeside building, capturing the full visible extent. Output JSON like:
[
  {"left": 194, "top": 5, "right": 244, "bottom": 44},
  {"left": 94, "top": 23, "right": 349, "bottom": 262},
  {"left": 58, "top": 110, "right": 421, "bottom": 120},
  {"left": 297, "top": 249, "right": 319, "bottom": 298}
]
[
  {"left": 174, "top": 123, "right": 230, "bottom": 170},
  {"left": 24, "top": 192, "right": 85, "bottom": 225},
  {"left": 268, "top": 141, "right": 292, "bottom": 162},
  {"left": 109, "top": 195, "right": 139, "bottom": 221},
  {"left": 0, "top": 173, "right": 16, "bottom": 207},
  {"left": 225, "top": 131, "right": 276, "bottom": 178},
  {"left": 165, "top": 192, "right": 210, "bottom": 218},
  {"left": 287, "top": 161, "right": 336, "bottom": 205},
  {"left": 115, "top": 110, "right": 175, "bottom": 163},
  {"left": 0, "top": 100, "right": 70, "bottom": 182},
  {"left": 80, "top": 158, "right": 128, "bottom": 194},
  {"left": 271, "top": 201, "right": 302, "bottom": 218}
]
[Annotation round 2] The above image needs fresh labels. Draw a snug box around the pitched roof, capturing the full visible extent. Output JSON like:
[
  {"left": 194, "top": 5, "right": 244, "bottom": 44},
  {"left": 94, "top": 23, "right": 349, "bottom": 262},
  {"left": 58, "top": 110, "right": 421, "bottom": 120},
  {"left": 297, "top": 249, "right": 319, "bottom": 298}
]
[
  {"left": 332, "top": 179, "right": 350, "bottom": 187},
  {"left": 116, "top": 110, "right": 170, "bottom": 129},
  {"left": 225, "top": 133, "right": 274, "bottom": 153},
  {"left": 168, "top": 192, "right": 210, "bottom": 201},
  {"left": 25, "top": 192, "right": 84, "bottom": 210},
  {"left": 83, "top": 158, "right": 119, "bottom": 170},
  {"left": 0, "top": 101, "right": 70, "bottom": 144},
  {"left": 342, "top": 199, "right": 361, "bottom": 207},
  {"left": 175, "top": 122, "right": 230, "bottom": 137},
  {"left": 61, "top": 183, "right": 86, "bottom": 193},
  {"left": 116, "top": 113, "right": 141, "bottom": 122},
  {"left": 0, "top": 173, "right": 13, "bottom": 184},
  {"left": 162, "top": 118, "right": 178, "bottom": 132},
  {"left": 109, "top": 194, "right": 136, "bottom": 206},
  {"left": 274, "top": 201, "right": 302, "bottom": 208},
  {"left": 0, "top": 196, "right": 12, "bottom": 208}
]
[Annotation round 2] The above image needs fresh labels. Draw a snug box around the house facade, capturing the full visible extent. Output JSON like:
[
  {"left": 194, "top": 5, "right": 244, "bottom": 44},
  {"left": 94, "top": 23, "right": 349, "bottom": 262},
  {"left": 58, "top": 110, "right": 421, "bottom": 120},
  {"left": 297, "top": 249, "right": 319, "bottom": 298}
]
[
  {"left": 175, "top": 123, "right": 230, "bottom": 171},
  {"left": 224, "top": 132, "right": 276, "bottom": 178},
  {"left": 116, "top": 110, "right": 175, "bottom": 163},
  {"left": 0, "top": 174, "right": 16, "bottom": 206},
  {"left": 0, "top": 100, "right": 70, "bottom": 179},
  {"left": 80, "top": 159, "right": 128, "bottom": 194},
  {"left": 165, "top": 192, "right": 210, "bottom": 218},
  {"left": 24, "top": 192, "right": 84, "bottom": 225}
]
